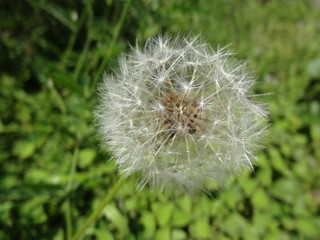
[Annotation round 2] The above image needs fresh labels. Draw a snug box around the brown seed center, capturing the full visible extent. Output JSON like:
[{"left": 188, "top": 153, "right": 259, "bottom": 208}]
[{"left": 158, "top": 91, "right": 203, "bottom": 137}]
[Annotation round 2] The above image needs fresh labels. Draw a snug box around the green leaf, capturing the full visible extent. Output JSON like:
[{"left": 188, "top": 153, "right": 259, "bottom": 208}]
[
  {"left": 311, "top": 123, "right": 320, "bottom": 144},
  {"left": 252, "top": 189, "right": 269, "bottom": 210},
  {"left": 21, "top": 197, "right": 47, "bottom": 223},
  {"left": 189, "top": 217, "right": 211, "bottom": 239},
  {"left": 78, "top": 148, "right": 97, "bottom": 168},
  {"left": 177, "top": 196, "right": 192, "bottom": 214},
  {"left": 240, "top": 178, "right": 257, "bottom": 197},
  {"left": 224, "top": 185, "right": 243, "bottom": 208},
  {"left": 253, "top": 212, "right": 272, "bottom": 234},
  {"left": 153, "top": 202, "right": 174, "bottom": 227},
  {"left": 242, "top": 223, "right": 260, "bottom": 240},
  {"left": 40, "top": 2, "right": 77, "bottom": 31},
  {"left": 52, "top": 229, "right": 64, "bottom": 240},
  {"left": 307, "top": 58, "right": 320, "bottom": 79},
  {"left": 296, "top": 218, "right": 319, "bottom": 237},
  {"left": 106, "top": 0, "right": 113, "bottom": 6},
  {"left": 155, "top": 227, "right": 170, "bottom": 240},
  {"left": 172, "top": 229, "right": 187, "bottom": 240},
  {"left": 94, "top": 221, "right": 116, "bottom": 240},
  {"left": 95, "top": 229, "right": 115, "bottom": 240},
  {"left": 257, "top": 167, "right": 272, "bottom": 186},
  {"left": 48, "top": 68, "right": 82, "bottom": 93},
  {"left": 104, "top": 204, "right": 129, "bottom": 236},
  {"left": 13, "top": 141, "right": 36, "bottom": 159},
  {"left": 171, "top": 208, "right": 192, "bottom": 227},
  {"left": 268, "top": 147, "right": 291, "bottom": 175},
  {"left": 124, "top": 198, "right": 137, "bottom": 212},
  {"left": 271, "top": 178, "right": 300, "bottom": 204},
  {"left": 140, "top": 211, "right": 156, "bottom": 239},
  {"left": 220, "top": 213, "right": 247, "bottom": 239}
]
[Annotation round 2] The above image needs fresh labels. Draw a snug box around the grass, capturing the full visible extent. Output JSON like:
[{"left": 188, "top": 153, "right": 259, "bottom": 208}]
[{"left": 1, "top": 0, "right": 320, "bottom": 239}]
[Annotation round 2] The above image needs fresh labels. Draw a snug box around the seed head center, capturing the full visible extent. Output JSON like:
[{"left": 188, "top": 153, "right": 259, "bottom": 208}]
[{"left": 159, "top": 91, "right": 203, "bottom": 137}]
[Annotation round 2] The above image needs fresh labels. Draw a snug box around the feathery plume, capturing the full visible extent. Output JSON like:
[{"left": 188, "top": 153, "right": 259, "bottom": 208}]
[{"left": 95, "top": 36, "right": 268, "bottom": 193}]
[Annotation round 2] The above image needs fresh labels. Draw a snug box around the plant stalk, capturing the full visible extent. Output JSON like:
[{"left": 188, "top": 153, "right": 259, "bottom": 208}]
[{"left": 71, "top": 176, "right": 126, "bottom": 240}]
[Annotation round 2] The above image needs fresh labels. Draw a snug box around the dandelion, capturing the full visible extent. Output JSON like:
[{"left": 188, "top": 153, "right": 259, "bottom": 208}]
[{"left": 95, "top": 36, "right": 268, "bottom": 193}]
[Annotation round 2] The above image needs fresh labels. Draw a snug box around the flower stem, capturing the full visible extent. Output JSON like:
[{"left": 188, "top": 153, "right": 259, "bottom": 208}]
[
  {"left": 92, "top": 0, "right": 131, "bottom": 88},
  {"left": 65, "top": 147, "right": 79, "bottom": 240},
  {"left": 71, "top": 176, "right": 126, "bottom": 240}
]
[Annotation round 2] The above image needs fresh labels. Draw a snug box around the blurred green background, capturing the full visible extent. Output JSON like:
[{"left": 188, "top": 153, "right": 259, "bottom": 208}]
[{"left": 1, "top": 0, "right": 320, "bottom": 239}]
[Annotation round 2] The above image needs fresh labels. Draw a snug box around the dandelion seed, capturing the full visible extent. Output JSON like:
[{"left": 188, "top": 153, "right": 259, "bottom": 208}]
[{"left": 95, "top": 36, "right": 268, "bottom": 193}]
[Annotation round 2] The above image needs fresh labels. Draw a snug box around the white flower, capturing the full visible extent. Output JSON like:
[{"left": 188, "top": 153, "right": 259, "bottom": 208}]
[{"left": 95, "top": 36, "right": 268, "bottom": 193}]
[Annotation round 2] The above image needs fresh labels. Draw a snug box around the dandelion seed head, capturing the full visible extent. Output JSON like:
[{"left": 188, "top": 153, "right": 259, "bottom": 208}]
[{"left": 95, "top": 35, "right": 268, "bottom": 193}]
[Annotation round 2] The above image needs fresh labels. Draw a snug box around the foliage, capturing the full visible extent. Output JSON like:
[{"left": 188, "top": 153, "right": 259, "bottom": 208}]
[{"left": 1, "top": 0, "right": 320, "bottom": 239}]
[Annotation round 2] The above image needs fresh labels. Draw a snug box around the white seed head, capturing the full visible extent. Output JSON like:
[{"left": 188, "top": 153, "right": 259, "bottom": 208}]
[{"left": 95, "top": 36, "right": 268, "bottom": 193}]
